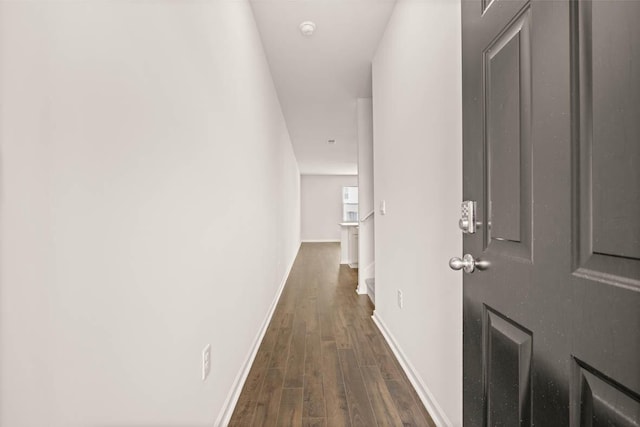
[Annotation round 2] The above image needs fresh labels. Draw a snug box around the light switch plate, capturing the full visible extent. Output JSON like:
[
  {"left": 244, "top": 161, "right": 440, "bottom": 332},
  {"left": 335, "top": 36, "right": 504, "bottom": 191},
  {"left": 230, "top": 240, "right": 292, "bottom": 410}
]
[{"left": 202, "top": 344, "right": 211, "bottom": 381}]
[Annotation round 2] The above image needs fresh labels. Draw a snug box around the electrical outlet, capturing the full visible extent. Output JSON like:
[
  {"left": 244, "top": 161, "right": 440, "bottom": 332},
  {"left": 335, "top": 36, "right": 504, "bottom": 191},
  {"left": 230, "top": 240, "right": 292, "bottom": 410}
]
[
  {"left": 202, "top": 344, "right": 211, "bottom": 381},
  {"left": 397, "top": 289, "right": 403, "bottom": 309},
  {"left": 380, "top": 200, "right": 387, "bottom": 215}
]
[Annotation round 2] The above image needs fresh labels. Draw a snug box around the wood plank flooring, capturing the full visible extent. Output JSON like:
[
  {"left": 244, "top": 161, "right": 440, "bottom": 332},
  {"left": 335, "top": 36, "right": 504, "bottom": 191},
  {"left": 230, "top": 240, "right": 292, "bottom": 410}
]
[{"left": 229, "top": 243, "right": 436, "bottom": 427}]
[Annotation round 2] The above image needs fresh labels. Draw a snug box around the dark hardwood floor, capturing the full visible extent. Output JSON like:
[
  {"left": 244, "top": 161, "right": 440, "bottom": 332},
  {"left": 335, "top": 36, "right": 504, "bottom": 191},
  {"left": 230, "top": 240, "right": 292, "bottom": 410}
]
[{"left": 229, "top": 243, "right": 436, "bottom": 427}]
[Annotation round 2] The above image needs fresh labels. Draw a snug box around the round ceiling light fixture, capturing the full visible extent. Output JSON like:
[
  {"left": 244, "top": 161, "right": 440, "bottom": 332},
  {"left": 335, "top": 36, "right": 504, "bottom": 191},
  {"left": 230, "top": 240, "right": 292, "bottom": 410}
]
[{"left": 299, "top": 21, "right": 316, "bottom": 37}]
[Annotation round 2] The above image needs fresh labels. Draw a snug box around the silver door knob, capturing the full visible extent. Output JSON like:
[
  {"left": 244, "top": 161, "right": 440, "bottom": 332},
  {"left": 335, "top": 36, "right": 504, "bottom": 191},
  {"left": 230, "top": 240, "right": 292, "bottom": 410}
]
[{"left": 449, "top": 254, "right": 489, "bottom": 274}]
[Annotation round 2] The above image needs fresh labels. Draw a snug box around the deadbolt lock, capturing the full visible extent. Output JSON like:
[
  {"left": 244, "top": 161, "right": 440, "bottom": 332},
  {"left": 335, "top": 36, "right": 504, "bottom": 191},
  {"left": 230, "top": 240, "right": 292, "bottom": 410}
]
[{"left": 459, "top": 200, "right": 477, "bottom": 234}]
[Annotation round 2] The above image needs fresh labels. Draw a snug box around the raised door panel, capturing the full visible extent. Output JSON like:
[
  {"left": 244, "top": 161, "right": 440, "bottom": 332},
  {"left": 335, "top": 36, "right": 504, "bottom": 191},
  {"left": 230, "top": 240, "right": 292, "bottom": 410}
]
[
  {"left": 571, "top": 358, "right": 640, "bottom": 427},
  {"left": 575, "top": 0, "right": 640, "bottom": 287},
  {"left": 483, "top": 6, "right": 533, "bottom": 261},
  {"left": 591, "top": 1, "right": 640, "bottom": 261},
  {"left": 483, "top": 306, "right": 532, "bottom": 426}
]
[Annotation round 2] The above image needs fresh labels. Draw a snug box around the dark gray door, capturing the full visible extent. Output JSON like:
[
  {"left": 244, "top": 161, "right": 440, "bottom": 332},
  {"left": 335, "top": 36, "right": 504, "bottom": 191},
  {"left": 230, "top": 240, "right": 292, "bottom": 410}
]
[{"left": 461, "top": 0, "right": 640, "bottom": 425}]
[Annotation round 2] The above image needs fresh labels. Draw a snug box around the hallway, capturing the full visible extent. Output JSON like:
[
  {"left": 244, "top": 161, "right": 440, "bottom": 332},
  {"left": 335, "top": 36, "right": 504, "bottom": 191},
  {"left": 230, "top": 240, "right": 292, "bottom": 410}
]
[{"left": 230, "top": 243, "right": 435, "bottom": 426}]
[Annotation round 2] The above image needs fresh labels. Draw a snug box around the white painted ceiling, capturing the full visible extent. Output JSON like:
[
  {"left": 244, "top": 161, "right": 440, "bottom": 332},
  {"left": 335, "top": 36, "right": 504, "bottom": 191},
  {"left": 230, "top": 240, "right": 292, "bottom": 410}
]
[{"left": 250, "top": 0, "right": 396, "bottom": 175}]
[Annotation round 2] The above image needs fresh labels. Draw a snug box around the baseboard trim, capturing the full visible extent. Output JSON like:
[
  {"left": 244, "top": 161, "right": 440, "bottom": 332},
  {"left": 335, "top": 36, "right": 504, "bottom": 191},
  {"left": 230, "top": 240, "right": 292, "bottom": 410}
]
[
  {"left": 372, "top": 311, "right": 453, "bottom": 427},
  {"left": 366, "top": 284, "right": 375, "bottom": 304},
  {"left": 357, "top": 261, "right": 374, "bottom": 294},
  {"left": 215, "top": 242, "right": 301, "bottom": 427},
  {"left": 301, "top": 239, "right": 340, "bottom": 243}
]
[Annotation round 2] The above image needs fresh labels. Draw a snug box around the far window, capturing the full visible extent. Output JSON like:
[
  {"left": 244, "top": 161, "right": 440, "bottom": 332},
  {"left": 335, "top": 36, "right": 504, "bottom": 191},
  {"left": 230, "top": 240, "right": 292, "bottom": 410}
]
[{"left": 342, "top": 186, "right": 359, "bottom": 222}]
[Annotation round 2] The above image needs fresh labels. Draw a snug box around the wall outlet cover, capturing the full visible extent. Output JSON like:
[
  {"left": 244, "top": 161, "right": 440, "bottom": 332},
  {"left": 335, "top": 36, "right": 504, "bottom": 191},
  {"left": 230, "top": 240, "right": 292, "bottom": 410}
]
[{"left": 397, "top": 289, "right": 403, "bottom": 309}]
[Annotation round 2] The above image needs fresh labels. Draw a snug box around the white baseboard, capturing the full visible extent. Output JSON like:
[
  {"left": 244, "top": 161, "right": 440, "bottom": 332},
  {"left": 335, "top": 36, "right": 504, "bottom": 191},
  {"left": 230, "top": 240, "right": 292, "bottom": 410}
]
[
  {"left": 215, "top": 242, "right": 301, "bottom": 427},
  {"left": 366, "top": 283, "right": 375, "bottom": 304},
  {"left": 301, "top": 239, "right": 340, "bottom": 243},
  {"left": 357, "top": 261, "right": 375, "bottom": 294},
  {"left": 372, "top": 311, "right": 452, "bottom": 427}
]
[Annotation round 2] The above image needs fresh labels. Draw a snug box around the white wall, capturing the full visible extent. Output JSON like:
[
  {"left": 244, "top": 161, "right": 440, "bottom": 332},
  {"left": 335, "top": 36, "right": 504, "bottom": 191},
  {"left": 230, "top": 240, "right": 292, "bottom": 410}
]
[
  {"left": 301, "top": 175, "right": 358, "bottom": 242},
  {"left": 372, "top": 1, "right": 463, "bottom": 426},
  {"left": 0, "top": 2, "right": 300, "bottom": 426},
  {"left": 357, "top": 99, "right": 375, "bottom": 294}
]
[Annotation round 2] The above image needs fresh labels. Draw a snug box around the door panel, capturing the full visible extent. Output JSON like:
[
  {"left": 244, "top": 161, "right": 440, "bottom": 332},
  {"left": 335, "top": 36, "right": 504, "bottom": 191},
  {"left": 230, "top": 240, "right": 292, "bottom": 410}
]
[
  {"left": 484, "top": 6, "right": 532, "bottom": 259},
  {"left": 571, "top": 359, "right": 640, "bottom": 427},
  {"left": 483, "top": 306, "right": 532, "bottom": 426},
  {"left": 575, "top": 0, "right": 640, "bottom": 279},
  {"left": 590, "top": 0, "right": 640, "bottom": 261},
  {"left": 487, "top": 32, "right": 521, "bottom": 243},
  {"left": 462, "top": 0, "right": 640, "bottom": 425}
]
